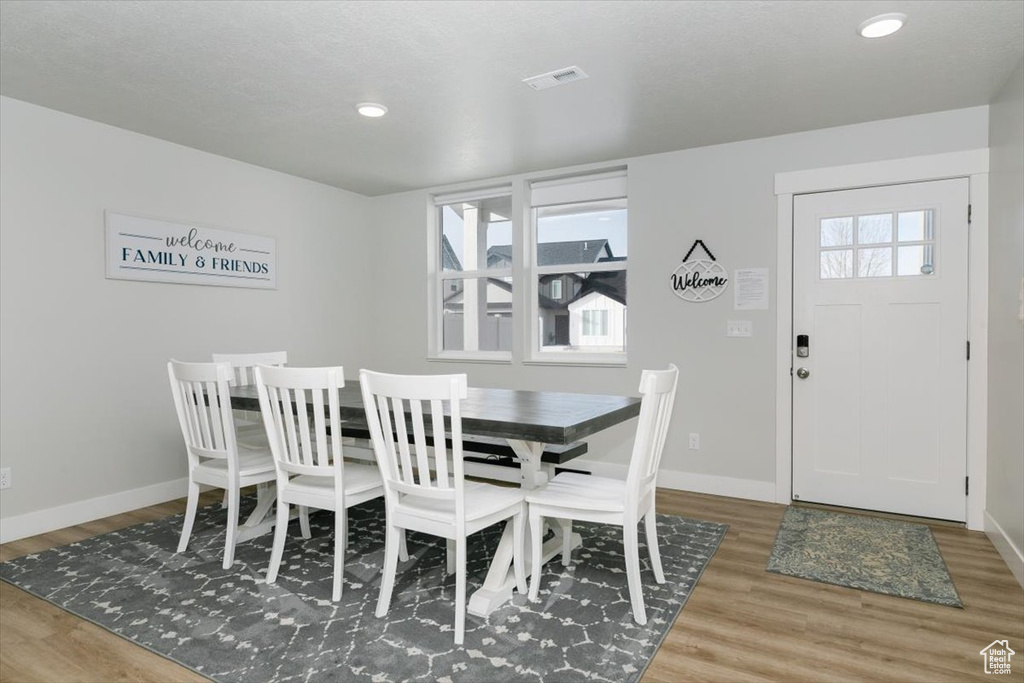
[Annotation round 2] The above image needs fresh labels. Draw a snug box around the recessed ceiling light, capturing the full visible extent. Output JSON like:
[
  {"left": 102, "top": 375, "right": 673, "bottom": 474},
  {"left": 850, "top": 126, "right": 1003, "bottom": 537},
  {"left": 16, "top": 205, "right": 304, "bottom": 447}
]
[
  {"left": 858, "top": 13, "right": 907, "bottom": 38},
  {"left": 357, "top": 103, "right": 388, "bottom": 118}
]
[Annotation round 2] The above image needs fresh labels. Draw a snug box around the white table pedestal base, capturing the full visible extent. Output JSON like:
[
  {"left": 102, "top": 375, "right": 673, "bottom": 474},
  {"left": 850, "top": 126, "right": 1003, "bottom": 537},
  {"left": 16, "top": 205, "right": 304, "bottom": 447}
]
[{"left": 467, "top": 438, "right": 579, "bottom": 617}]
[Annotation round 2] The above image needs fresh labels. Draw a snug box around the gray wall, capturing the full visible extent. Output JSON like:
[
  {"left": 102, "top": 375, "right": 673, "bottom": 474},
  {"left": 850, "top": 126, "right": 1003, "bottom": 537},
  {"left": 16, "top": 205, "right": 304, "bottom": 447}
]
[
  {"left": 366, "top": 107, "right": 989, "bottom": 490},
  {"left": 986, "top": 59, "right": 1024, "bottom": 562},
  {"left": 0, "top": 97, "right": 372, "bottom": 521}
]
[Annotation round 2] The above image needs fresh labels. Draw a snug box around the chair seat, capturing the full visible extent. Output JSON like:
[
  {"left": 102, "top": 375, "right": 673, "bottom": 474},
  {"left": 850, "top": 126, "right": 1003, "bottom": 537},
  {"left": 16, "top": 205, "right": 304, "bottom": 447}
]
[
  {"left": 284, "top": 463, "right": 383, "bottom": 497},
  {"left": 525, "top": 472, "right": 626, "bottom": 513},
  {"left": 195, "top": 448, "right": 275, "bottom": 478},
  {"left": 397, "top": 481, "right": 524, "bottom": 525}
]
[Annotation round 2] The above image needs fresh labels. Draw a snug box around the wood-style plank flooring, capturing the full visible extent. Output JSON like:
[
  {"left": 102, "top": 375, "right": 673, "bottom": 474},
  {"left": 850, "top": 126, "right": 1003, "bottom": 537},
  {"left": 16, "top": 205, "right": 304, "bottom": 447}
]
[{"left": 1, "top": 490, "right": 1021, "bottom": 682}]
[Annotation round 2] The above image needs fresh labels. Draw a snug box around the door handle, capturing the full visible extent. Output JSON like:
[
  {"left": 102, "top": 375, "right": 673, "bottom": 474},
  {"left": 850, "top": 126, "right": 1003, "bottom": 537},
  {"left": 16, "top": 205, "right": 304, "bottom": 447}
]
[{"left": 796, "top": 367, "right": 810, "bottom": 379}]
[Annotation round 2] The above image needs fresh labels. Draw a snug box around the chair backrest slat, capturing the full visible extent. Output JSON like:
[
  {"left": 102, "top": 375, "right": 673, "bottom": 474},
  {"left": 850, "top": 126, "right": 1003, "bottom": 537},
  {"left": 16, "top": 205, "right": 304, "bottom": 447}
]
[
  {"left": 430, "top": 399, "right": 450, "bottom": 486},
  {"left": 212, "top": 351, "right": 287, "bottom": 386},
  {"left": 625, "top": 364, "right": 680, "bottom": 506},
  {"left": 391, "top": 396, "right": 416, "bottom": 485},
  {"left": 168, "top": 360, "right": 238, "bottom": 466},
  {"left": 360, "top": 371, "right": 468, "bottom": 511},
  {"left": 254, "top": 365, "right": 346, "bottom": 480}
]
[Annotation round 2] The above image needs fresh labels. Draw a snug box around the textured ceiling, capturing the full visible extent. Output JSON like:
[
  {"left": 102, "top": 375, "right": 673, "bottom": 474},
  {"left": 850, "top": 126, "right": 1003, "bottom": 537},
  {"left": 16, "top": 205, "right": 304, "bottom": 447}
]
[{"left": 1, "top": 1, "right": 1021, "bottom": 196}]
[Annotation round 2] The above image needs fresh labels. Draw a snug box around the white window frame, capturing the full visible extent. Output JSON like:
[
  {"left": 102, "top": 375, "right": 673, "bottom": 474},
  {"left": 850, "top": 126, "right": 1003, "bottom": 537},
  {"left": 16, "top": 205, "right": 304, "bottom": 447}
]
[
  {"left": 426, "top": 168, "right": 628, "bottom": 367},
  {"left": 527, "top": 169, "right": 628, "bottom": 366},
  {"left": 428, "top": 186, "right": 513, "bottom": 363}
]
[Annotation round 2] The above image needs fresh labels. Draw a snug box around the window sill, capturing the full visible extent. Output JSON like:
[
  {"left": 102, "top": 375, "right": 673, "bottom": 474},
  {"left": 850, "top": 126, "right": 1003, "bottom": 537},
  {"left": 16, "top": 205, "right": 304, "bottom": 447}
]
[
  {"left": 428, "top": 352, "right": 513, "bottom": 365},
  {"left": 524, "top": 354, "right": 627, "bottom": 368}
]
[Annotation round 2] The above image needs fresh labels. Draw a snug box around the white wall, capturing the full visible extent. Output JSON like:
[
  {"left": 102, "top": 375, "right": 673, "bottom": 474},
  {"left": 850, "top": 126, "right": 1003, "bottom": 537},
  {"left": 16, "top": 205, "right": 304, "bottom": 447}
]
[
  {"left": 0, "top": 97, "right": 372, "bottom": 534},
  {"left": 986, "top": 59, "right": 1024, "bottom": 585},
  {"left": 367, "top": 107, "right": 989, "bottom": 497}
]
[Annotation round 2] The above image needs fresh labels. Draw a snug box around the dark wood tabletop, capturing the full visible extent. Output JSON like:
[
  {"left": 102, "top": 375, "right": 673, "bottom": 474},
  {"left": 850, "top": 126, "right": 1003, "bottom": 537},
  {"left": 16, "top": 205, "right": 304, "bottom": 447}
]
[{"left": 230, "top": 381, "right": 641, "bottom": 445}]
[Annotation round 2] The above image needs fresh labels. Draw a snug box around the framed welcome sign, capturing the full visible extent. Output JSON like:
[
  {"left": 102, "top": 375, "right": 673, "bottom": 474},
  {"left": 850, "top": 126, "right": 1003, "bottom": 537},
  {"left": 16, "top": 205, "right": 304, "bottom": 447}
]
[{"left": 105, "top": 212, "right": 277, "bottom": 289}]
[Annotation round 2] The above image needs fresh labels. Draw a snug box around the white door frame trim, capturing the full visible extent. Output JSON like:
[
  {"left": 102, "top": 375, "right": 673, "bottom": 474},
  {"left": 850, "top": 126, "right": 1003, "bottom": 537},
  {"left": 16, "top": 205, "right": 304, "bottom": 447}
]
[{"left": 774, "top": 149, "right": 990, "bottom": 530}]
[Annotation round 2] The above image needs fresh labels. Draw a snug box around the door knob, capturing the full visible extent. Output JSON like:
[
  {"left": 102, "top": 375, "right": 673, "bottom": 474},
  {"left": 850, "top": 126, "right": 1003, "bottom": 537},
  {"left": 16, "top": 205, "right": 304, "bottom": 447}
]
[{"left": 796, "top": 367, "right": 810, "bottom": 379}]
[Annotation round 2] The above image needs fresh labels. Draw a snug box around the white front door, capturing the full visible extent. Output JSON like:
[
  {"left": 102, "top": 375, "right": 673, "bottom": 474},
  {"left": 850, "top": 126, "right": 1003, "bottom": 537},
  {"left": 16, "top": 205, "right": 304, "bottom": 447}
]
[{"left": 792, "top": 178, "right": 969, "bottom": 521}]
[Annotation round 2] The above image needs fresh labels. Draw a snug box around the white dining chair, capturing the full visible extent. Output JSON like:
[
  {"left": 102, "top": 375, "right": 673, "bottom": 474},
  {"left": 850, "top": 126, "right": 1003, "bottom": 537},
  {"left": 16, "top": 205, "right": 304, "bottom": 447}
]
[
  {"left": 525, "top": 364, "right": 679, "bottom": 625},
  {"left": 212, "top": 351, "right": 287, "bottom": 447},
  {"left": 255, "top": 364, "right": 405, "bottom": 601},
  {"left": 168, "top": 360, "right": 278, "bottom": 569},
  {"left": 359, "top": 369, "right": 527, "bottom": 645}
]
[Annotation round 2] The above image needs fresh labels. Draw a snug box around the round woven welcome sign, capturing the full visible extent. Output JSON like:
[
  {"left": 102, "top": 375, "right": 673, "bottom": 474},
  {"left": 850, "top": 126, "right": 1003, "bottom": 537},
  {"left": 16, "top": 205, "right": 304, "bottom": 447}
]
[{"left": 670, "top": 240, "right": 729, "bottom": 302}]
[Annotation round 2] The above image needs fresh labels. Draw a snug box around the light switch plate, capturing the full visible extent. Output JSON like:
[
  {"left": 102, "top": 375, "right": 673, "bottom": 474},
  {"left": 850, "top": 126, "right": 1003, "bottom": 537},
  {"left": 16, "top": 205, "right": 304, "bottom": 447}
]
[{"left": 726, "top": 320, "right": 753, "bottom": 337}]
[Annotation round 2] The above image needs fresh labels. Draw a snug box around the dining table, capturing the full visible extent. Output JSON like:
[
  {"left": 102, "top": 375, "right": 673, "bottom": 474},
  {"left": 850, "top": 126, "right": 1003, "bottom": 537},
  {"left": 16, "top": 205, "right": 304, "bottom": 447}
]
[{"left": 230, "top": 379, "right": 642, "bottom": 616}]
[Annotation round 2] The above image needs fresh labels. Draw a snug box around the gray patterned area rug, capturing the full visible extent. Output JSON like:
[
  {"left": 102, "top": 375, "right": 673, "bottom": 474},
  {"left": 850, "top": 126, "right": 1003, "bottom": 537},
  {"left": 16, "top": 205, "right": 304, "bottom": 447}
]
[
  {"left": 0, "top": 497, "right": 726, "bottom": 682},
  {"left": 766, "top": 506, "right": 962, "bottom": 607}
]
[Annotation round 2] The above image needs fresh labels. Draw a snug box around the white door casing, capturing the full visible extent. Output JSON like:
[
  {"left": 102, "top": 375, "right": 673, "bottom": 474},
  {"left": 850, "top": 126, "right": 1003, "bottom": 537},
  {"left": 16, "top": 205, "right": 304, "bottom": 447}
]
[{"left": 792, "top": 179, "right": 969, "bottom": 521}]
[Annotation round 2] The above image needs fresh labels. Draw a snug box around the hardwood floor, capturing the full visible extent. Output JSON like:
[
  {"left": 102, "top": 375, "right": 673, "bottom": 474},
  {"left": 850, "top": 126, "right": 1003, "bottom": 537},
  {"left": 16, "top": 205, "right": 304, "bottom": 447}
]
[{"left": 1, "top": 490, "right": 1021, "bottom": 682}]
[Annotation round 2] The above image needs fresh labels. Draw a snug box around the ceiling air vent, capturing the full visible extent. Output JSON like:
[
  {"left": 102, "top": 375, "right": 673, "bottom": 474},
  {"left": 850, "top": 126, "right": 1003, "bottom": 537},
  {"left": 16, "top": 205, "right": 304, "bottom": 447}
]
[{"left": 523, "top": 66, "right": 589, "bottom": 91}]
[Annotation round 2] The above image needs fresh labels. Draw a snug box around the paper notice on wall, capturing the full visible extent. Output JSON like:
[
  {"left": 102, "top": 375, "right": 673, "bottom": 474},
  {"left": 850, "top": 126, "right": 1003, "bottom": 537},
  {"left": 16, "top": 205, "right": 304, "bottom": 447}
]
[{"left": 734, "top": 268, "right": 769, "bottom": 310}]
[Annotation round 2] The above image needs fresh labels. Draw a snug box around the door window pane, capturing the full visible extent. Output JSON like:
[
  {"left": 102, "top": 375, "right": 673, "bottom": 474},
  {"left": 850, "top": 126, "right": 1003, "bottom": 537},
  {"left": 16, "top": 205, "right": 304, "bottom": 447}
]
[
  {"left": 898, "top": 245, "right": 935, "bottom": 276},
  {"left": 820, "top": 250, "right": 853, "bottom": 279},
  {"left": 441, "top": 196, "right": 512, "bottom": 271},
  {"left": 820, "top": 217, "right": 853, "bottom": 247},
  {"left": 858, "top": 248, "right": 893, "bottom": 277},
  {"left": 442, "top": 277, "right": 513, "bottom": 351},
  {"left": 857, "top": 214, "right": 893, "bottom": 244},
  {"left": 898, "top": 210, "right": 934, "bottom": 242}
]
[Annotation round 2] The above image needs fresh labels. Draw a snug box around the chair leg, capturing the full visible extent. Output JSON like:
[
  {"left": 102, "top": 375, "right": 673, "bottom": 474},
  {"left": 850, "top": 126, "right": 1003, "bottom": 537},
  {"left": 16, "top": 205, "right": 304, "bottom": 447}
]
[
  {"left": 176, "top": 480, "right": 201, "bottom": 553},
  {"left": 223, "top": 485, "right": 240, "bottom": 570},
  {"left": 221, "top": 489, "right": 229, "bottom": 509},
  {"left": 266, "top": 501, "right": 290, "bottom": 584},
  {"left": 375, "top": 523, "right": 401, "bottom": 618},
  {"left": 299, "top": 505, "right": 311, "bottom": 539},
  {"left": 644, "top": 505, "right": 665, "bottom": 584},
  {"left": 623, "top": 523, "right": 647, "bottom": 625},
  {"left": 559, "top": 519, "right": 573, "bottom": 566},
  {"left": 398, "top": 530, "right": 409, "bottom": 562},
  {"left": 512, "top": 509, "right": 527, "bottom": 595},
  {"left": 454, "top": 536, "right": 467, "bottom": 645},
  {"left": 332, "top": 508, "right": 346, "bottom": 601},
  {"left": 446, "top": 539, "right": 456, "bottom": 575},
  {"left": 528, "top": 511, "right": 544, "bottom": 601}
]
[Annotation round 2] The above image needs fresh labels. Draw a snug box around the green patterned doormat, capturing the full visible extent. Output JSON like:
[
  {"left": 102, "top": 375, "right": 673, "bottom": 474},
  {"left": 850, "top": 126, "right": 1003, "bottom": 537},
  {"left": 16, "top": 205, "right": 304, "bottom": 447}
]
[{"left": 767, "top": 506, "right": 962, "bottom": 607}]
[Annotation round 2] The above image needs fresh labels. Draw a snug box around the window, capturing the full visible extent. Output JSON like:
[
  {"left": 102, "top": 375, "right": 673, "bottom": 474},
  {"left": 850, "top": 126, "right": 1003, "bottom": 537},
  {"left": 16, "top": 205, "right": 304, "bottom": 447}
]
[
  {"left": 431, "top": 188, "right": 513, "bottom": 358},
  {"left": 819, "top": 209, "right": 936, "bottom": 280},
  {"left": 428, "top": 170, "right": 627, "bottom": 364},
  {"left": 550, "top": 279, "right": 562, "bottom": 300},
  {"left": 581, "top": 310, "right": 608, "bottom": 336},
  {"left": 530, "top": 170, "right": 627, "bottom": 361}
]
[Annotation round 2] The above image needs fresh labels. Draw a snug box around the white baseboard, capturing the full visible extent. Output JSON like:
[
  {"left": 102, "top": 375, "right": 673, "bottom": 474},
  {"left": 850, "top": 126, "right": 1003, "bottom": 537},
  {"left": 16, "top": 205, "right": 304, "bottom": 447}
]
[
  {"left": 985, "top": 510, "right": 1024, "bottom": 589},
  {"left": 573, "top": 460, "right": 777, "bottom": 503},
  {"left": 0, "top": 478, "right": 189, "bottom": 545}
]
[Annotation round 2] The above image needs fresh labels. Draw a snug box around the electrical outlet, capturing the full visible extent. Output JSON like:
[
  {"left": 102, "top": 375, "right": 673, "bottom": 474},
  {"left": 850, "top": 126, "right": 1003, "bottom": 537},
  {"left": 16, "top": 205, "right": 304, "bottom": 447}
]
[
  {"left": 688, "top": 433, "right": 700, "bottom": 450},
  {"left": 0, "top": 467, "right": 10, "bottom": 490}
]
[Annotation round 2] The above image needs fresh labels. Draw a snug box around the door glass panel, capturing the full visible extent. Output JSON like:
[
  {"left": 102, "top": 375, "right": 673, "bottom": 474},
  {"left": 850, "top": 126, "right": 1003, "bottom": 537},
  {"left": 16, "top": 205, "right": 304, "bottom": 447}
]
[
  {"left": 898, "top": 245, "right": 935, "bottom": 276},
  {"left": 898, "top": 210, "right": 934, "bottom": 242},
  {"left": 858, "top": 248, "right": 892, "bottom": 277},
  {"left": 820, "top": 250, "right": 853, "bottom": 279},
  {"left": 857, "top": 214, "right": 893, "bottom": 244},
  {"left": 820, "top": 217, "right": 853, "bottom": 247}
]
